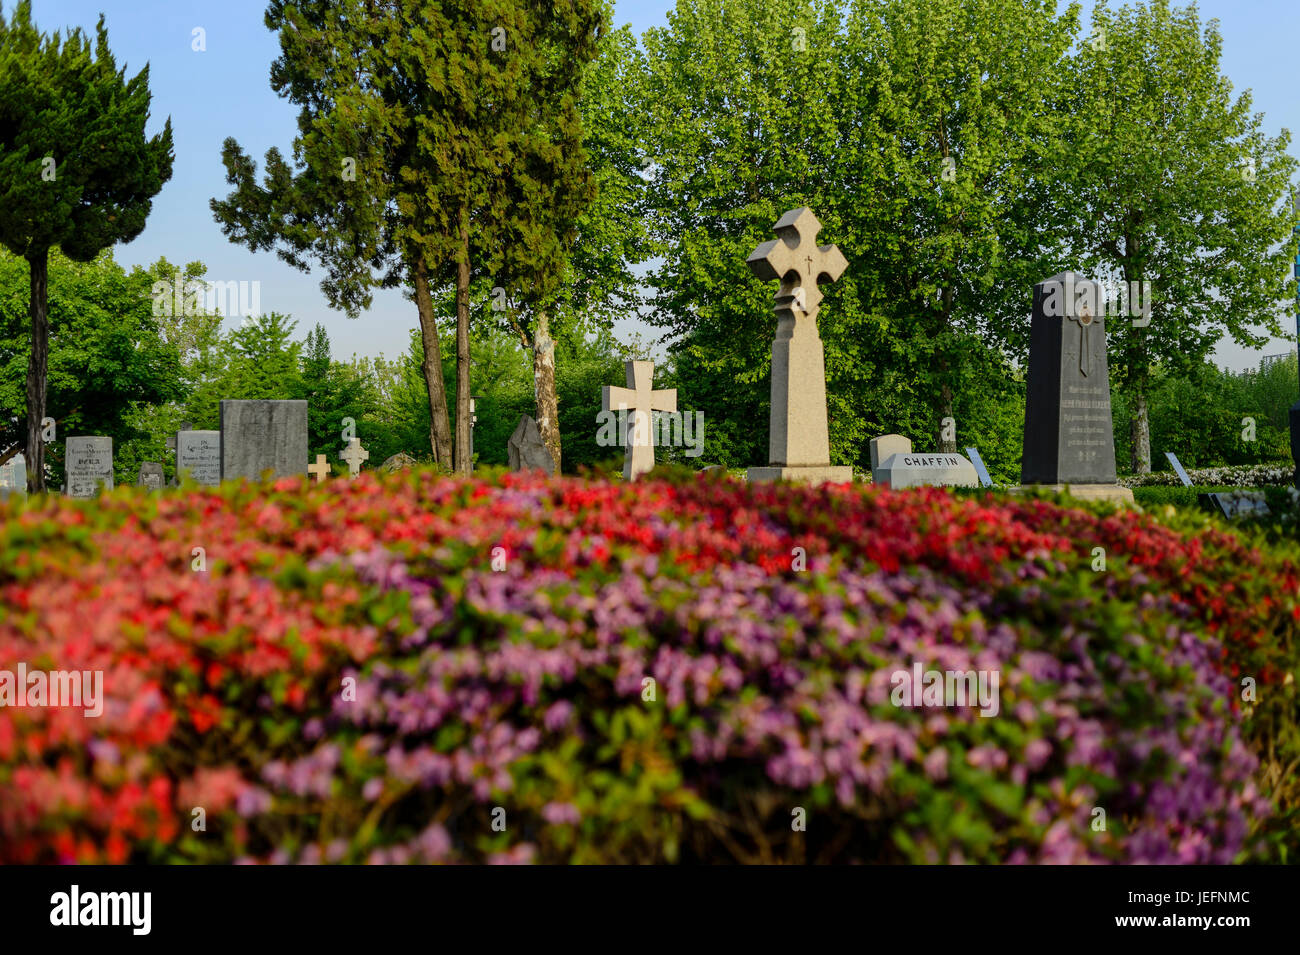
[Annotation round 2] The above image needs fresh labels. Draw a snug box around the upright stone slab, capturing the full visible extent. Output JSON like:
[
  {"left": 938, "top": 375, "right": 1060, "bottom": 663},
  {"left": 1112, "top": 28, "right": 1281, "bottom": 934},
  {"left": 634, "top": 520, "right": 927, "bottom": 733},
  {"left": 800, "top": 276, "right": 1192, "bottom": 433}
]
[
  {"left": 66, "top": 436, "right": 114, "bottom": 498},
  {"left": 508, "top": 416, "right": 556, "bottom": 475},
  {"left": 1019, "top": 273, "right": 1133, "bottom": 504},
  {"left": 870, "top": 435, "right": 912, "bottom": 476},
  {"left": 137, "top": 462, "right": 165, "bottom": 491},
  {"left": 0, "top": 453, "right": 26, "bottom": 500},
  {"left": 746, "top": 208, "right": 853, "bottom": 485},
  {"left": 177, "top": 431, "right": 221, "bottom": 486},
  {"left": 219, "top": 401, "right": 308, "bottom": 482}
]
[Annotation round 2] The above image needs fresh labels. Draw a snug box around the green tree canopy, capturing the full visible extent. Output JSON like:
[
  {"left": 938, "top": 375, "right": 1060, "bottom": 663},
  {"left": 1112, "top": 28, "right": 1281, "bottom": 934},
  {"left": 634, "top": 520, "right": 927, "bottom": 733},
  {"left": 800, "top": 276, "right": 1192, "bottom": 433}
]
[{"left": 0, "top": 0, "right": 173, "bottom": 490}]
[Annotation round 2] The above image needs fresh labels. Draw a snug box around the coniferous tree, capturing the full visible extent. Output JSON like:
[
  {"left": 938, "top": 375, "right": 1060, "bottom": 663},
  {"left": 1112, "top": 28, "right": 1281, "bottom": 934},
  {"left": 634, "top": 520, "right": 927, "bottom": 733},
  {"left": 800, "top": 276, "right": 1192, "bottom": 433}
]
[
  {"left": 213, "top": 0, "right": 604, "bottom": 475},
  {"left": 0, "top": 1, "right": 173, "bottom": 491}
]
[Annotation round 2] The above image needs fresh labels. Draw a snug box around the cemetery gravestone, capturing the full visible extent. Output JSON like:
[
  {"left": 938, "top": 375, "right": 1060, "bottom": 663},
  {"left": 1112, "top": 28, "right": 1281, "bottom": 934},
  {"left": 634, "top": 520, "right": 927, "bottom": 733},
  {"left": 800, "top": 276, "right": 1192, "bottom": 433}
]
[
  {"left": 1164, "top": 452, "right": 1193, "bottom": 487},
  {"left": 1019, "top": 272, "right": 1134, "bottom": 504},
  {"left": 602, "top": 361, "right": 676, "bottom": 481},
  {"left": 177, "top": 431, "right": 221, "bottom": 486},
  {"left": 381, "top": 452, "right": 417, "bottom": 473},
  {"left": 1200, "top": 490, "right": 1271, "bottom": 520},
  {"left": 308, "top": 455, "right": 331, "bottom": 484},
  {"left": 66, "top": 436, "right": 114, "bottom": 498},
  {"left": 220, "top": 400, "right": 308, "bottom": 481},
  {"left": 0, "top": 453, "right": 26, "bottom": 500},
  {"left": 341, "top": 438, "right": 369, "bottom": 478},
  {"left": 746, "top": 208, "right": 853, "bottom": 485},
  {"left": 965, "top": 447, "right": 994, "bottom": 488},
  {"left": 507, "top": 416, "right": 556, "bottom": 476},
  {"left": 1291, "top": 402, "right": 1299, "bottom": 488},
  {"left": 870, "top": 434, "right": 912, "bottom": 476},
  {"left": 137, "top": 462, "right": 165, "bottom": 491},
  {"left": 876, "top": 452, "right": 979, "bottom": 490}
]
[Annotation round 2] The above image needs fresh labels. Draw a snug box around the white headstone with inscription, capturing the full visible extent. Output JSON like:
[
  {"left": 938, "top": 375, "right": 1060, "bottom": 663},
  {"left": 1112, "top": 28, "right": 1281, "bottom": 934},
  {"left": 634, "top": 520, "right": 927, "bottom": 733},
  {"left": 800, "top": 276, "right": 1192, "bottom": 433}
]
[{"left": 66, "top": 436, "right": 114, "bottom": 498}]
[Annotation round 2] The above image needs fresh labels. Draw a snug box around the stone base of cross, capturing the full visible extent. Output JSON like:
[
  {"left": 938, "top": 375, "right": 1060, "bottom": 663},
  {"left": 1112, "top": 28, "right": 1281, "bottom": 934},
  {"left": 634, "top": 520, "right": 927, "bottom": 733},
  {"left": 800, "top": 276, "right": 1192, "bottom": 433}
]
[
  {"left": 745, "top": 207, "right": 852, "bottom": 486},
  {"left": 602, "top": 360, "right": 676, "bottom": 481}
]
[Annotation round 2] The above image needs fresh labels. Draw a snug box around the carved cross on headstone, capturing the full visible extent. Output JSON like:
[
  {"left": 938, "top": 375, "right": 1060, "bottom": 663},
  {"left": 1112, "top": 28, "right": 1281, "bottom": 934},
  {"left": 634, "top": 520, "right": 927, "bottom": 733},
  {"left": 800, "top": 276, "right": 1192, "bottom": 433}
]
[
  {"left": 602, "top": 360, "right": 676, "bottom": 481},
  {"left": 746, "top": 207, "right": 848, "bottom": 331},
  {"left": 308, "top": 454, "right": 331, "bottom": 484},
  {"left": 1068, "top": 301, "right": 1095, "bottom": 377},
  {"left": 340, "top": 438, "right": 369, "bottom": 478}
]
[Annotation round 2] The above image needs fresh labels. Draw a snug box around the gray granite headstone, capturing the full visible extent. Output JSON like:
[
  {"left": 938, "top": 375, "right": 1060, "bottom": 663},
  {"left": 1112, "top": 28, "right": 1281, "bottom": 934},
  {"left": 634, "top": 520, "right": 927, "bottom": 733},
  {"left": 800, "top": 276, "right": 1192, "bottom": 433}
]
[
  {"left": 177, "top": 431, "right": 221, "bottom": 486},
  {"left": 1290, "top": 402, "right": 1299, "bottom": 488},
  {"left": 66, "top": 436, "right": 114, "bottom": 498},
  {"left": 138, "top": 462, "right": 165, "bottom": 491},
  {"left": 0, "top": 453, "right": 26, "bottom": 500},
  {"left": 875, "top": 451, "right": 979, "bottom": 490},
  {"left": 219, "top": 401, "right": 308, "bottom": 481},
  {"left": 1021, "top": 273, "right": 1119, "bottom": 485},
  {"left": 507, "top": 415, "right": 556, "bottom": 475}
]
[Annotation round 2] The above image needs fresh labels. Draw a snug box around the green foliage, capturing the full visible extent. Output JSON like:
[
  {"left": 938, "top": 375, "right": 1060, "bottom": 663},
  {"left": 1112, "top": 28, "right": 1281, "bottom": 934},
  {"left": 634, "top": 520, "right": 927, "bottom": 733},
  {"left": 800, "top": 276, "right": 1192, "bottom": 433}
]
[
  {"left": 1054, "top": 0, "right": 1298, "bottom": 470},
  {"left": 1113, "top": 357, "right": 1298, "bottom": 470},
  {"left": 0, "top": 248, "right": 181, "bottom": 485}
]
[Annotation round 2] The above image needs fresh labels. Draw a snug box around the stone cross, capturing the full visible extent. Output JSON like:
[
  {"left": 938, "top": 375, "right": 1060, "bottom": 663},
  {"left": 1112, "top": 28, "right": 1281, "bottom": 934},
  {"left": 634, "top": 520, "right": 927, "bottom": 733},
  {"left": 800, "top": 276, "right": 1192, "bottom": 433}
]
[
  {"left": 747, "top": 207, "right": 848, "bottom": 330},
  {"left": 602, "top": 360, "right": 676, "bottom": 481},
  {"left": 340, "top": 438, "right": 369, "bottom": 478},
  {"left": 308, "top": 454, "right": 331, "bottom": 484},
  {"left": 746, "top": 208, "right": 852, "bottom": 485}
]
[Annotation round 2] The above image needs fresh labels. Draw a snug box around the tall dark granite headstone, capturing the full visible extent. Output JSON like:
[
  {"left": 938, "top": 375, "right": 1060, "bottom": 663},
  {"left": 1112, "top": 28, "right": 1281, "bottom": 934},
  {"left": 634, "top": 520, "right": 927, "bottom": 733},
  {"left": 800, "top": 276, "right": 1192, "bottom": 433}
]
[
  {"left": 1021, "top": 273, "right": 1119, "bottom": 486},
  {"left": 1290, "top": 401, "right": 1299, "bottom": 488}
]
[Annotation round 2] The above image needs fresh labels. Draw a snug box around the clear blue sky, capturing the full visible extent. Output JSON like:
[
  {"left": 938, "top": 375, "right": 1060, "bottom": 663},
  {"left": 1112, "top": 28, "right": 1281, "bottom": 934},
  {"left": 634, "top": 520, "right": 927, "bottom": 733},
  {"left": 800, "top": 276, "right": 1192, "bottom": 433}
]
[{"left": 20, "top": 0, "right": 1300, "bottom": 371}]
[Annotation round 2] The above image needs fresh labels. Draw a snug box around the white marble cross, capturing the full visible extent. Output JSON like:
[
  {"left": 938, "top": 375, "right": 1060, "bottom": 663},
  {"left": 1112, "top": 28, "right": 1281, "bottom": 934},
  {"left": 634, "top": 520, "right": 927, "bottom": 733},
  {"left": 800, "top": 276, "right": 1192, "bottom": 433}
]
[
  {"left": 308, "top": 454, "right": 331, "bottom": 484},
  {"left": 340, "top": 438, "right": 369, "bottom": 478},
  {"left": 602, "top": 360, "right": 676, "bottom": 481},
  {"left": 746, "top": 207, "right": 848, "bottom": 330}
]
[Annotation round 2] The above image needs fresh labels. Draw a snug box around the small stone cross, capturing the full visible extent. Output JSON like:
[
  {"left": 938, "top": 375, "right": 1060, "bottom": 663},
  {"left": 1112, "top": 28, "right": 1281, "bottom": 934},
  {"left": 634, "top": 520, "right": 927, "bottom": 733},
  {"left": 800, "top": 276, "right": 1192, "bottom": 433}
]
[
  {"left": 747, "top": 207, "right": 848, "bottom": 329},
  {"left": 308, "top": 454, "right": 331, "bottom": 484},
  {"left": 602, "top": 360, "right": 676, "bottom": 481},
  {"left": 340, "top": 437, "right": 369, "bottom": 478}
]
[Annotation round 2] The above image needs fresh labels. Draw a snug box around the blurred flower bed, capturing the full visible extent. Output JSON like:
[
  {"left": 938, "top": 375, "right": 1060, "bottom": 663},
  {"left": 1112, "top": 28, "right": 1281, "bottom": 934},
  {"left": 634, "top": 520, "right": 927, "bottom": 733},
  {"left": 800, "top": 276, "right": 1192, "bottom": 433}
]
[{"left": 1, "top": 467, "right": 1297, "bottom": 864}]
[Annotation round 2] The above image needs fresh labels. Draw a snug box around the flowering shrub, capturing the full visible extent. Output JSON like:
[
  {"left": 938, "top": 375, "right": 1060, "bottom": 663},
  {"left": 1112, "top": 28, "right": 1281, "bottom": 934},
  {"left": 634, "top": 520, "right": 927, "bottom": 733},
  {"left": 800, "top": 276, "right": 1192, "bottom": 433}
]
[
  {"left": 1121, "top": 462, "right": 1295, "bottom": 488},
  {"left": 0, "top": 468, "right": 1296, "bottom": 864}
]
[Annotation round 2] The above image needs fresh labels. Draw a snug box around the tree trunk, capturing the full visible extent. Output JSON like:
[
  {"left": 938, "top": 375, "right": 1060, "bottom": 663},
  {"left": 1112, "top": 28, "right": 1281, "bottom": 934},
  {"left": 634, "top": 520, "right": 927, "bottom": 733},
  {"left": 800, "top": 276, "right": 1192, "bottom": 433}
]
[
  {"left": 25, "top": 252, "right": 49, "bottom": 494},
  {"left": 413, "top": 256, "right": 453, "bottom": 466},
  {"left": 532, "top": 311, "right": 561, "bottom": 472},
  {"left": 937, "top": 287, "right": 957, "bottom": 453},
  {"left": 454, "top": 216, "right": 473, "bottom": 475},
  {"left": 1129, "top": 388, "right": 1151, "bottom": 475}
]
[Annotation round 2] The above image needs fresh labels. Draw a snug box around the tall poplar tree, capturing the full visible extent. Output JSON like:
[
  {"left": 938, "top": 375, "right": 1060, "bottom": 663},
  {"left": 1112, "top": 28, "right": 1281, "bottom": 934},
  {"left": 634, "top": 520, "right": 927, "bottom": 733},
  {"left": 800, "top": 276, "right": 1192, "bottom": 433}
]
[
  {"left": 0, "top": 1, "right": 173, "bottom": 491},
  {"left": 1055, "top": 0, "right": 1297, "bottom": 473}
]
